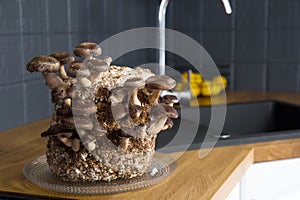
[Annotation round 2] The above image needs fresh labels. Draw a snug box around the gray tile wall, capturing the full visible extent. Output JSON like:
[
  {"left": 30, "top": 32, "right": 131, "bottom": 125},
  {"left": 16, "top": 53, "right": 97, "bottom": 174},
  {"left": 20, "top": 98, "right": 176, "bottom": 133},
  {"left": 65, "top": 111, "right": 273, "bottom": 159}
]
[
  {"left": 166, "top": 0, "right": 300, "bottom": 92},
  {"left": 0, "top": 0, "right": 300, "bottom": 131}
]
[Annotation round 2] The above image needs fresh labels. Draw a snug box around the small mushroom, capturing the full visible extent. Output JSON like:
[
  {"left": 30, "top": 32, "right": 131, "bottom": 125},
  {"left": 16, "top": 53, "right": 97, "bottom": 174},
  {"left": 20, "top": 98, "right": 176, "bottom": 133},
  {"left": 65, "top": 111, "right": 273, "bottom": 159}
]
[
  {"left": 147, "top": 105, "right": 168, "bottom": 135},
  {"left": 41, "top": 123, "right": 74, "bottom": 137},
  {"left": 161, "top": 118, "right": 174, "bottom": 131},
  {"left": 124, "top": 77, "right": 145, "bottom": 106},
  {"left": 26, "top": 55, "right": 60, "bottom": 73},
  {"left": 26, "top": 56, "right": 65, "bottom": 89},
  {"left": 42, "top": 72, "right": 65, "bottom": 89},
  {"left": 72, "top": 138, "right": 81, "bottom": 152},
  {"left": 86, "top": 58, "right": 109, "bottom": 73},
  {"left": 145, "top": 75, "right": 176, "bottom": 104},
  {"left": 161, "top": 103, "right": 178, "bottom": 119},
  {"left": 50, "top": 52, "right": 75, "bottom": 80},
  {"left": 73, "top": 42, "right": 102, "bottom": 59},
  {"left": 67, "top": 60, "right": 83, "bottom": 77},
  {"left": 148, "top": 115, "right": 168, "bottom": 135},
  {"left": 162, "top": 95, "right": 179, "bottom": 107}
]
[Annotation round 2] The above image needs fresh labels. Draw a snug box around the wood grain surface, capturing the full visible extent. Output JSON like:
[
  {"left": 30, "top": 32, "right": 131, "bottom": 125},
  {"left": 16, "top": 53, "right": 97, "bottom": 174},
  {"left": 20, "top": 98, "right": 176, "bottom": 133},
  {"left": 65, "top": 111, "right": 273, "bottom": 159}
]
[{"left": 1, "top": 91, "right": 300, "bottom": 200}]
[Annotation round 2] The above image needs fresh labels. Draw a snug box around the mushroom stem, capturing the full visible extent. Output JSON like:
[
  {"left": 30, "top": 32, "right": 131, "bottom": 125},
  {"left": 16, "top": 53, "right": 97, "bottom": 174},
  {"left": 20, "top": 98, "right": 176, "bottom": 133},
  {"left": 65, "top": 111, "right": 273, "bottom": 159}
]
[
  {"left": 161, "top": 118, "right": 174, "bottom": 131},
  {"left": 72, "top": 138, "right": 81, "bottom": 152},
  {"left": 142, "top": 87, "right": 152, "bottom": 96},
  {"left": 131, "top": 89, "right": 141, "bottom": 106},
  {"left": 50, "top": 52, "right": 74, "bottom": 80},
  {"left": 58, "top": 136, "right": 72, "bottom": 147},
  {"left": 149, "top": 89, "right": 161, "bottom": 105},
  {"left": 59, "top": 65, "right": 69, "bottom": 80},
  {"left": 42, "top": 72, "right": 65, "bottom": 89}
]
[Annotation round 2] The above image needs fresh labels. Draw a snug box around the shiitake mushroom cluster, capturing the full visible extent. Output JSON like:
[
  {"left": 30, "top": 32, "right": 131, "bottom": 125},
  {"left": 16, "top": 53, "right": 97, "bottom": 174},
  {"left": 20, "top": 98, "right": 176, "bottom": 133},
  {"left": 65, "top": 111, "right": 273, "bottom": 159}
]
[{"left": 26, "top": 42, "right": 179, "bottom": 182}]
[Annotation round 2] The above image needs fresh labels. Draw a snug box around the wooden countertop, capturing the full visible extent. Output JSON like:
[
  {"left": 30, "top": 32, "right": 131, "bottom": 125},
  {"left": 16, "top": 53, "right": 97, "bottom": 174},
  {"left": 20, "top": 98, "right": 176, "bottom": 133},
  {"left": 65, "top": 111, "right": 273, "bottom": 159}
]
[{"left": 1, "top": 91, "right": 300, "bottom": 200}]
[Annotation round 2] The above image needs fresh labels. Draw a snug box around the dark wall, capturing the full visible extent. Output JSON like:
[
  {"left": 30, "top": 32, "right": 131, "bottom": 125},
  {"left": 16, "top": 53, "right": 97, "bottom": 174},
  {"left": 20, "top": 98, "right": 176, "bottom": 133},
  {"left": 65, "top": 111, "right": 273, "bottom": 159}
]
[
  {"left": 0, "top": 0, "right": 299, "bottom": 131},
  {"left": 167, "top": 0, "right": 300, "bottom": 92}
]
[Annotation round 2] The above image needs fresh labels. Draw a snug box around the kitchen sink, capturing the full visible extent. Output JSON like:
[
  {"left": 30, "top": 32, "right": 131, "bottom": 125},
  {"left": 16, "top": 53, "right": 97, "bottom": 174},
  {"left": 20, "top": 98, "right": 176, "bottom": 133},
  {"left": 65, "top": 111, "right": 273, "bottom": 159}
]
[{"left": 156, "top": 101, "right": 300, "bottom": 152}]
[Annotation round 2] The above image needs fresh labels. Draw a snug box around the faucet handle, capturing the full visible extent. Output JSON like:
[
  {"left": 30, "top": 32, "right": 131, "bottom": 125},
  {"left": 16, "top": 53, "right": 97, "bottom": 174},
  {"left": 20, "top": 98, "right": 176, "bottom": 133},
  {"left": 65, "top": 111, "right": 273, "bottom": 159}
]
[{"left": 221, "top": 0, "right": 232, "bottom": 14}]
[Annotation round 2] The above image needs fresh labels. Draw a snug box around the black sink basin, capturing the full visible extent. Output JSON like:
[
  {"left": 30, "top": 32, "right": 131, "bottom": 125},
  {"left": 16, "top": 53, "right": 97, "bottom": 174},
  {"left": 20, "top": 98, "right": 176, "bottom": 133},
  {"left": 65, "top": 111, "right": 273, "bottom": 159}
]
[{"left": 156, "top": 101, "right": 300, "bottom": 152}]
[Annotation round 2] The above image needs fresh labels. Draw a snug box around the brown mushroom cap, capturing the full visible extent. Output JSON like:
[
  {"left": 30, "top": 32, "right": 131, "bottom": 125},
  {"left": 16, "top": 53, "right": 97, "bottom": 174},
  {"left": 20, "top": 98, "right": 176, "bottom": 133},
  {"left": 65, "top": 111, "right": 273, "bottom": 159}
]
[
  {"left": 50, "top": 52, "right": 75, "bottom": 65},
  {"left": 41, "top": 124, "right": 74, "bottom": 137},
  {"left": 68, "top": 60, "right": 83, "bottom": 77},
  {"left": 162, "top": 95, "right": 179, "bottom": 104},
  {"left": 69, "top": 60, "right": 83, "bottom": 70},
  {"left": 26, "top": 55, "right": 60, "bottom": 73},
  {"left": 161, "top": 103, "right": 178, "bottom": 118},
  {"left": 42, "top": 72, "right": 65, "bottom": 89},
  {"left": 124, "top": 77, "right": 145, "bottom": 88},
  {"left": 147, "top": 104, "right": 168, "bottom": 135},
  {"left": 145, "top": 75, "right": 176, "bottom": 90},
  {"left": 86, "top": 58, "right": 109, "bottom": 72},
  {"left": 73, "top": 42, "right": 102, "bottom": 58}
]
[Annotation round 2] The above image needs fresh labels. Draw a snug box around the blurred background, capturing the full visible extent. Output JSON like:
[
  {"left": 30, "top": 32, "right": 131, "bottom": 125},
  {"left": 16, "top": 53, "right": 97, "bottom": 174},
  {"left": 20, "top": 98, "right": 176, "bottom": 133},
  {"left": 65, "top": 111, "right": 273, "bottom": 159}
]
[{"left": 0, "top": 0, "right": 299, "bottom": 131}]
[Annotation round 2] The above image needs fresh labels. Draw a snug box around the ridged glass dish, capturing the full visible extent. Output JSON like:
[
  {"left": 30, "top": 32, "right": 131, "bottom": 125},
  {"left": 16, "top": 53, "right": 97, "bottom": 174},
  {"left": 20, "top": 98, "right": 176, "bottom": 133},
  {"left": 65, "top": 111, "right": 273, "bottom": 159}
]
[{"left": 23, "top": 153, "right": 176, "bottom": 194}]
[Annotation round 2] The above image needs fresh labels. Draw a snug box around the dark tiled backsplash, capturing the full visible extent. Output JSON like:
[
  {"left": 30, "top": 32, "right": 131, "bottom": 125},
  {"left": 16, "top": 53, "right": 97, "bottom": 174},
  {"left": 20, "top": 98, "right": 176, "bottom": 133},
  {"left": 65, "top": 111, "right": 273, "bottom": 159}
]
[{"left": 1, "top": 0, "right": 300, "bottom": 130}]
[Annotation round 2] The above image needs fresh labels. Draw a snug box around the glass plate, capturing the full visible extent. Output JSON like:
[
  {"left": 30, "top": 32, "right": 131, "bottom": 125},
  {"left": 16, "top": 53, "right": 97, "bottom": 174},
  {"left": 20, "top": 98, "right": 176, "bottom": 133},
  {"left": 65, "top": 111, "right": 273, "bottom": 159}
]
[{"left": 23, "top": 153, "right": 177, "bottom": 194}]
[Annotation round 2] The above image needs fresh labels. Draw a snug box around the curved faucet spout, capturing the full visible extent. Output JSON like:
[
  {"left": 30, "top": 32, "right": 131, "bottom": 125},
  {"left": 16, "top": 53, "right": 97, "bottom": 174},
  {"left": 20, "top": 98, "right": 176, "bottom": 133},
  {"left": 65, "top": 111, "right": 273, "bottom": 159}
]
[
  {"left": 158, "top": 0, "right": 169, "bottom": 75},
  {"left": 158, "top": 0, "right": 232, "bottom": 75}
]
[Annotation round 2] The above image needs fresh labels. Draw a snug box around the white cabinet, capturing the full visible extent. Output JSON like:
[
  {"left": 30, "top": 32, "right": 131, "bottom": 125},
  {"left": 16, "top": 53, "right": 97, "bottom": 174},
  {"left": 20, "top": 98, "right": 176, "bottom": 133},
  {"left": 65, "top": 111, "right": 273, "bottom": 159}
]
[
  {"left": 243, "top": 158, "right": 300, "bottom": 200},
  {"left": 226, "top": 182, "right": 240, "bottom": 200}
]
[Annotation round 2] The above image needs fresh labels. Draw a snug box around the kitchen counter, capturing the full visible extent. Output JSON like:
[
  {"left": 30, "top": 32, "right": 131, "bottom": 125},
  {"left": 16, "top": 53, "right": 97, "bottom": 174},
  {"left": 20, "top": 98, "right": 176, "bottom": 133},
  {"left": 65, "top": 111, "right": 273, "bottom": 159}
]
[{"left": 1, "top": 91, "right": 300, "bottom": 200}]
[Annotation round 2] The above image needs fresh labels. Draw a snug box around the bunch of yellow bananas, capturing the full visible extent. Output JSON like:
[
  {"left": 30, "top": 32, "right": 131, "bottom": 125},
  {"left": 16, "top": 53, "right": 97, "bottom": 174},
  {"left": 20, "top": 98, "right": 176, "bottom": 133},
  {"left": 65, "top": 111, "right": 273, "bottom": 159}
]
[{"left": 175, "top": 71, "right": 227, "bottom": 97}]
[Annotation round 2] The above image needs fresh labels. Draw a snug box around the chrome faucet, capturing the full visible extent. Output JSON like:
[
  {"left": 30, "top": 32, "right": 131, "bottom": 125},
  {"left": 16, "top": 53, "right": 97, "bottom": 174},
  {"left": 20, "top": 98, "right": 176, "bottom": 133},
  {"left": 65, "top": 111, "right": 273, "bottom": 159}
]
[{"left": 158, "top": 0, "right": 232, "bottom": 101}]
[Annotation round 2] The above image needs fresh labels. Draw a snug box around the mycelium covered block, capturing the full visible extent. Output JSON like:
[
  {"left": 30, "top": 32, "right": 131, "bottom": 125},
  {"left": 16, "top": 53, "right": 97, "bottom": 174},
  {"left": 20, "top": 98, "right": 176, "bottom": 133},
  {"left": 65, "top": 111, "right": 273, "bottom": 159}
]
[{"left": 26, "top": 42, "right": 178, "bottom": 182}]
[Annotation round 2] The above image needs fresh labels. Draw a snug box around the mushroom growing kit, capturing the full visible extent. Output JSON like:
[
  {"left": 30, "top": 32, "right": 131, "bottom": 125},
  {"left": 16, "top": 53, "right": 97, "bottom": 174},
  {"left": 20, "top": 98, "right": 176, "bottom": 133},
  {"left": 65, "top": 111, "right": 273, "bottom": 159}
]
[{"left": 26, "top": 42, "right": 178, "bottom": 182}]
